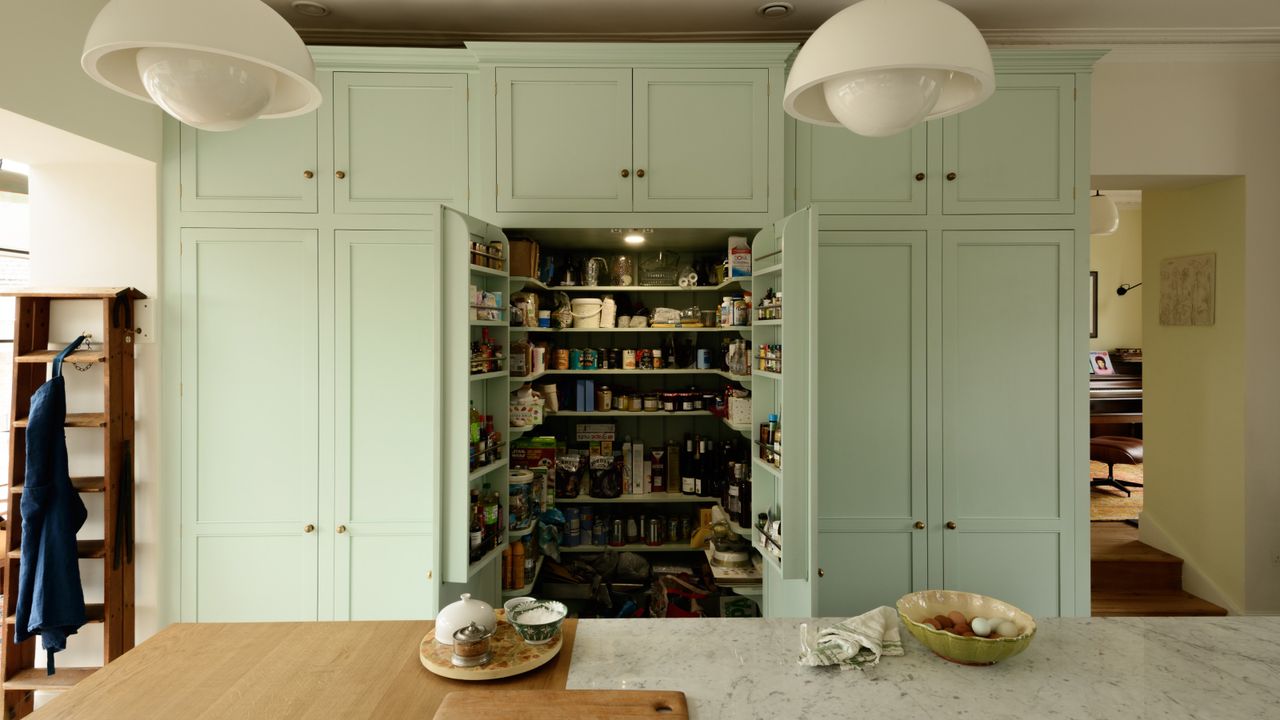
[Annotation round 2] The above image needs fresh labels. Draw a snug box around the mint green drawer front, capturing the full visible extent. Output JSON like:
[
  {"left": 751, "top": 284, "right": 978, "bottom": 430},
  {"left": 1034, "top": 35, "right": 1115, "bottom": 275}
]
[
  {"left": 942, "top": 75, "right": 1076, "bottom": 214},
  {"left": 334, "top": 73, "right": 469, "bottom": 214},
  {"left": 497, "top": 67, "right": 633, "bottom": 212},
  {"left": 797, "top": 124, "right": 926, "bottom": 214},
  {"left": 180, "top": 114, "right": 317, "bottom": 213},
  {"left": 633, "top": 68, "right": 768, "bottom": 212}
]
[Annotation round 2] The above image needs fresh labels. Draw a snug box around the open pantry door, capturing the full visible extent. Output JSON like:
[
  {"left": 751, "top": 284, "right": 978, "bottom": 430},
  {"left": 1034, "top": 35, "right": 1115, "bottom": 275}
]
[{"left": 751, "top": 206, "right": 817, "bottom": 617}]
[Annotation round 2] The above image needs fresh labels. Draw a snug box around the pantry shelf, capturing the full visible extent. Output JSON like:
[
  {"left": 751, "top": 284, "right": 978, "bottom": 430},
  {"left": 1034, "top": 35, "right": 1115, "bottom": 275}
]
[
  {"left": 509, "top": 370, "right": 548, "bottom": 384},
  {"left": 753, "top": 369, "right": 783, "bottom": 380},
  {"left": 508, "top": 521, "right": 537, "bottom": 539},
  {"left": 469, "top": 264, "right": 507, "bottom": 278},
  {"left": 547, "top": 410, "right": 714, "bottom": 418},
  {"left": 560, "top": 543, "right": 699, "bottom": 553},
  {"left": 502, "top": 556, "right": 545, "bottom": 598},
  {"left": 469, "top": 319, "right": 507, "bottom": 327},
  {"left": 518, "top": 369, "right": 732, "bottom": 377},
  {"left": 468, "top": 540, "right": 509, "bottom": 579},
  {"left": 754, "top": 262, "right": 782, "bottom": 276},
  {"left": 468, "top": 458, "right": 508, "bottom": 482},
  {"left": 518, "top": 327, "right": 751, "bottom": 334},
  {"left": 754, "top": 319, "right": 783, "bottom": 327},
  {"left": 718, "top": 371, "right": 752, "bottom": 384},
  {"left": 509, "top": 276, "right": 549, "bottom": 291},
  {"left": 555, "top": 493, "right": 718, "bottom": 504},
  {"left": 753, "top": 530, "right": 783, "bottom": 574},
  {"left": 469, "top": 371, "right": 508, "bottom": 382},
  {"left": 752, "top": 458, "right": 782, "bottom": 482},
  {"left": 721, "top": 417, "right": 753, "bottom": 435}
]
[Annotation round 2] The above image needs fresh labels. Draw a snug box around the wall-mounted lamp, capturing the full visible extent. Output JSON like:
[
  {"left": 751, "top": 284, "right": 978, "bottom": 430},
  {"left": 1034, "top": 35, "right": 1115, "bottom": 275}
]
[{"left": 1116, "top": 282, "right": 1143, "bottom": 296}]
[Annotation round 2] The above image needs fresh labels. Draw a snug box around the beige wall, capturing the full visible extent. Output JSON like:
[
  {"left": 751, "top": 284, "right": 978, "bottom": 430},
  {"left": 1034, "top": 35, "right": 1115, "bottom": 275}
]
[
  {"left": 1140, "top": 179, "right": 1246, "bottom": 611},
  {"left": 1090, "top": 206, "right": 1143, "bottom": 352},
  {"left": 1093, "top": 58, "right": 1280, "bottom": 613}
]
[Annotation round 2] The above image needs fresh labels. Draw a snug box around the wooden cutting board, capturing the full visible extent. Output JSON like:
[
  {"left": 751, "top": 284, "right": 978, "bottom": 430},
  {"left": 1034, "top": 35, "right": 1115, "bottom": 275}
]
[{"left": 433, "top": 689, "right": 689, "bottom": 719}]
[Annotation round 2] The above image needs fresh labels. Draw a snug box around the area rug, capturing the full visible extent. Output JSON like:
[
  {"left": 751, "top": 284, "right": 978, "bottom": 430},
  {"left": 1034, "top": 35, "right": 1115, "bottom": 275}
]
[{"left": 1090, "top": 460, "right": 1144, "bottom": 522}]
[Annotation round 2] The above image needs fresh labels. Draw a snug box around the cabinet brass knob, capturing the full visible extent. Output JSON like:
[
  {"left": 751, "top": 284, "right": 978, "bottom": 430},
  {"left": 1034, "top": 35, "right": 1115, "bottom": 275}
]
[
  {"left": 914, "top": 172, "right": 925, "bottom": 182},
  {"left": 914, "top": 521, "right": 926, "bottom": 530},
  {"left": 303, "top": 170, "right": 314, "bottom": 179},
  {"left": 304, "top": 524, "right": 316, "bottom": 533},
  {"left": 335, "top": 171, "right": 347, "bottom": 179},
  {"left": 427, "top": 570, "right": 433, "bottom": 580},
  {"left": 636, "top": 168, "right": 646, "bottom": 178},
  {"left": 621, "top": 168, "right": 630, "bottom": 178},
  {"left": 946, "top": 172, "right": 957, "bottom": 181},
  {"left": 337, "top": 525, "right": 347, "bottom": 534},
  {"left": 817, "top": 568, "right": 825, "bottom": 578},
  {"left": 946, "top": 521, "right": 957, "bottom": 530}
]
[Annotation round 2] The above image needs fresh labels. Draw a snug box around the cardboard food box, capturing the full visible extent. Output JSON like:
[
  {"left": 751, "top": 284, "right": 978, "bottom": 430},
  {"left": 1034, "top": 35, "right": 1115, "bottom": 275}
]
[{"left": 509, "top": 237, "right": 540, "bottom": 279}]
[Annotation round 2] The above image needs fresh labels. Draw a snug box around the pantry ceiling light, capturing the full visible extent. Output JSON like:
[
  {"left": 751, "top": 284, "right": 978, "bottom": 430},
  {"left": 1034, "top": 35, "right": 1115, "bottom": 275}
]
[
  {"left": 82, "top": 0, "right": 322, "bottom": 132},
  {"left": 624, "top": 234, "right": 646, "bottom": 245},
  {"left": 757, "top": 2, "right": 794, "bottom": 19},
  {"left": 291, "top": 1, "right": 331, "bottom": 17},
  {"left": 784, "top": 0, "right": 994, "bottom": 137}
]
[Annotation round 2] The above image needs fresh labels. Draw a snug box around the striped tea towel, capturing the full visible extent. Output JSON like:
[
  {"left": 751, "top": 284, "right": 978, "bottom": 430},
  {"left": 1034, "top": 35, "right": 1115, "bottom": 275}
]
[{"left": 798, "top": 606, "right": 904, "bottom": 669}]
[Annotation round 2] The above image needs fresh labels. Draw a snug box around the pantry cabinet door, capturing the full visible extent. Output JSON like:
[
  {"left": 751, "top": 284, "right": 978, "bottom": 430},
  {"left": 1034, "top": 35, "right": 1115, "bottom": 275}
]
[
  {"left": 632, "top": 69, "right": 769, "bottom": 212},
  {"left": 179, "top": 114, "right": 317, "bottom": 213},
  {"left": 796, "top": 125, "right": 927, "bottom": 214},
  {"left": 333, "top": 72, "right": 469, "bottom": 214},
  {"left": 496, "top": 67, "right": 633, "bottom": 212},
  {"left": 180, "top": 228, "right": 320, "bottom": 621},
  {"left": 941, "top": 75, "right": 1076, "bottom": 214},
  {"left": 815, "top": 231, "right": 928, "bottom": 616},
  {"left": 334, "top": 230, "right": 441, "bottom": 620},
  {"left": 939, "top": 230, "right": 1076, "bottom": 617}
]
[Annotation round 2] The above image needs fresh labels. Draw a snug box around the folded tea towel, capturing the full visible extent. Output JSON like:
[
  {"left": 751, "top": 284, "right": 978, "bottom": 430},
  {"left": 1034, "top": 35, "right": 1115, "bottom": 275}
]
[{"left": 798, "top": 605, "right": 904, "bottom": 669}]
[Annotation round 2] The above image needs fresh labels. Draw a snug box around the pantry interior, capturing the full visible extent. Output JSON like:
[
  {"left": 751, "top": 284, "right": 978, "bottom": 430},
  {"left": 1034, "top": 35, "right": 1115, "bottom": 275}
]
[{"left": 449, "top": 211, "right": 811, "bottom": 617}]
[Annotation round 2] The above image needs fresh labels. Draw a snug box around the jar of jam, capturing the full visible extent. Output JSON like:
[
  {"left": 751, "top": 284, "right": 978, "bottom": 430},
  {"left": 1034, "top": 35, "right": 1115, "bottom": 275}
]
[
  {"left": 662, "top": 393, "right": 677, "bottom": 412},
  {"left": 643, "top": 393, "right": 660, "bottom": 412},
  {"left": 628, "top": 393, "right": 643, "bottom": 411},
  {"left": 596, "top": 386, "right": 612, "bottom": 411}
]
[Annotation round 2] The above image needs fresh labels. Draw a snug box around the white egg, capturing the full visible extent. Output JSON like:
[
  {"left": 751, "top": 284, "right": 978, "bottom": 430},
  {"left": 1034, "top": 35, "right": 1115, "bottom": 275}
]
[
  {"left": 970, "top": 617, "right": 992, "bottom": 637},
  {"left": 996, "top": 620, "right": 1019, "bottom": 637}
]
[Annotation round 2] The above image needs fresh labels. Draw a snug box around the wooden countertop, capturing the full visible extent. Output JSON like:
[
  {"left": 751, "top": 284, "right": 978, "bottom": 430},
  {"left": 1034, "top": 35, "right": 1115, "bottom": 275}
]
[{"left": 30, "top": 620, "right": 576, "bottom": 719}]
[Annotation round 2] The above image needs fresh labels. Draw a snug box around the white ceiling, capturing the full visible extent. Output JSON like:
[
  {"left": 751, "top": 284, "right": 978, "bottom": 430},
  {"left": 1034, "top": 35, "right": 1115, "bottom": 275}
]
[{"left": 262, "top": 0, "right": 1280, "bottom": 46}]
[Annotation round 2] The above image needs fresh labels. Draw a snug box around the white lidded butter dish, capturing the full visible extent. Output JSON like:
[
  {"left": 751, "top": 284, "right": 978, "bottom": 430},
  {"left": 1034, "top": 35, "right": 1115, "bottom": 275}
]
[{"left": 435, "top": 593, "right": 497, "bottom": 646}]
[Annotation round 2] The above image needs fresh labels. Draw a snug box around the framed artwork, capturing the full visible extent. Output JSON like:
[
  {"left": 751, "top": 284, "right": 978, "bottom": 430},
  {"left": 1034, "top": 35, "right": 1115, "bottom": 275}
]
[
  {"left": 1089, "top": 271, "right": 1098, "bottom": 339},
  {"left": 1160, "top": 253, "right": 1215, "bottom": 326},
  {"left": 1089, "top": 350, "right": 1115, "bottom": 375}
]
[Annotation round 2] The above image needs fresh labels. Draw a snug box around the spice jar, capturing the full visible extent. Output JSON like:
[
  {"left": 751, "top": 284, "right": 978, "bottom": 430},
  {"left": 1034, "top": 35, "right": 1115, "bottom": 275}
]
[
  {"left": 451, "top": 622, "right": 494, "bottom": 667},
  {"left": 596, "top": 385, "right": 613, "bottom": 411},
  {"left": 643, "top": 393, "right": 660, "bottom": 412}
]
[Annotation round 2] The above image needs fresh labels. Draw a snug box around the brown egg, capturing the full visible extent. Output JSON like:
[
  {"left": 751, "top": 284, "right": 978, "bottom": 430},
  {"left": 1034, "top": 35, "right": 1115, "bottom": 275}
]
[
  {"left": 952, "top": 623, "right": 971, "bottom": 635},
  {"left": 947, "top": 611, "right": 967, "bottom": 626},
  {"left": 923, "top": 619, "right": 940, "bottom": 630},
  {"left": 988, "top": 632, "right": 1001, "bottom": 639},
  {"left": 934, "top": 614, "right": 953, "bottom": 629},
  {"left": 961, "top": 631, "right": 976, "bottom": 637}
]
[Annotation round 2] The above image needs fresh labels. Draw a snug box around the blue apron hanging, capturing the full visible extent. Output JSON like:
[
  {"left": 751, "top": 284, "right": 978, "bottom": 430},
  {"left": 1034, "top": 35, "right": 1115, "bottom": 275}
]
[{"left": 14, "top": 336, "right": 90, "bottom": 674}]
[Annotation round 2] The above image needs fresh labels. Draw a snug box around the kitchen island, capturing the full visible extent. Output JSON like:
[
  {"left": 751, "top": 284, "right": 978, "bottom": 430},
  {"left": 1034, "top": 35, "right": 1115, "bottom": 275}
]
[{"left": 27, "top": 616, "right": 1280, "bottom": 719}]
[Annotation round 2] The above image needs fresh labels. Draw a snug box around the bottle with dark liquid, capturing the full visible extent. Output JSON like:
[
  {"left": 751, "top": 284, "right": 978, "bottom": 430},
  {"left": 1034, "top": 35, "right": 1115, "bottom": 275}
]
[{"left": 681, "top": 434, "right": 696, "bottom": 495}]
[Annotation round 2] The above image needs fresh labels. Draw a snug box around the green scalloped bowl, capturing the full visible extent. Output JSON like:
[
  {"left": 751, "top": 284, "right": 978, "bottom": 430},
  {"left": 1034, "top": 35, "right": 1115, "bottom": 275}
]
[{"left": 896, "top": 590, "right": 1037, "bottom": 666}]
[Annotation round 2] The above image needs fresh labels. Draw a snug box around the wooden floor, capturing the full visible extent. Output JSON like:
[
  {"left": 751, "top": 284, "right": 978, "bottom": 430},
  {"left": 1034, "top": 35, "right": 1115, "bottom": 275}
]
[{"left": 1091, "top": 523, "right": 1227, "bottom": 617}]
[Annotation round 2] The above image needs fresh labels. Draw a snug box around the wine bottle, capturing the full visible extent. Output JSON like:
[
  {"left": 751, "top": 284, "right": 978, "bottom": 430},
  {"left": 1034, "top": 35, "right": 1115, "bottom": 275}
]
[{"left": 682, "top": 434, "right": 696, "bottom": 495}]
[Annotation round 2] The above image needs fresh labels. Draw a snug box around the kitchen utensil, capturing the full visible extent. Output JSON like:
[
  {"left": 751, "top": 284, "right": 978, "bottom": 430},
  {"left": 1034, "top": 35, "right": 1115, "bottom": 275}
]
[
  {"left": 584, "top": 257, "right": 608, "bottom": 287},
  {"left": 420, "top": 620, "right": 562, "bottom": 680},
  {"left": 434, "top": 690, "right": 690, "bottom": 720},
  {"left": 896, "top": 589, "right": 1037, "bottom": 666},
  {"left": 434, "top": 593, "right": 497, "bottom": 646}
]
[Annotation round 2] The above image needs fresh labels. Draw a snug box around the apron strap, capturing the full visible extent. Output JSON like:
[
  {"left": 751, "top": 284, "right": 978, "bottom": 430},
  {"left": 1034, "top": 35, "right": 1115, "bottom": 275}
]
[{"left": 52, "top": 336, "right": 87, "bottom": 378}]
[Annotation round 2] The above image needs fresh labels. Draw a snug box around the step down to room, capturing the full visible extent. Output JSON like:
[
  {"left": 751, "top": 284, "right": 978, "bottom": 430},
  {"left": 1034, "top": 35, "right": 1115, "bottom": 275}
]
[
  {"left": 10, "top": 476, "right": 107, "bottom": 494},
  {"left": 3, "top": 667, "right": 98, "bottom": 692},
  {"left": 1092, "top": 590, "right": 1228, "bottom": 617},
  {"left": 7, "top": 539, "right": 105, "bottom": 560},
  {"left": 5, "top": 604, "right": 104, "bottom": 626},
  {"left": 13, "top": 413, "right": 108, "bottom": 428},
  {"left": 1091, "top": 523, "right": 1228, "bottom": 617}
]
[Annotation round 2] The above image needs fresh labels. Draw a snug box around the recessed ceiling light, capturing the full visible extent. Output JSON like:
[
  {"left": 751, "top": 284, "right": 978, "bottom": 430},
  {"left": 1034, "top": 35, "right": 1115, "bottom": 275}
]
[
  {"left": 624, "top": 234, "right": 646, "bottom": 245},
  {"left": 758, "top": 2, "right": 794, "bottom": 19},
  {"left": 291, "top": 1, "right": 331, "bottom": 17}
]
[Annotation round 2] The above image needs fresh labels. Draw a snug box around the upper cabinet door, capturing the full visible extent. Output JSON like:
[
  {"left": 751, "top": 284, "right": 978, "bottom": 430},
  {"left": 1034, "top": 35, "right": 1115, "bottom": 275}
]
[
  {"left": 633, "top": 69, "right": 769, "bottom": 213},
  {"left": 496, "top": 67, "right": 633, "bottom": 212},
  {"left": 796, "top": 124, "right": 927, "bottom": 215},
  {"left": 333, "top": 72, "right": 469, "bottom": 214},
  {"left": 941, "top": 74, "right": 1076, "bottom": 214},
  {"left": 180, "top": 114, "right": 318, "bottom": 213}
]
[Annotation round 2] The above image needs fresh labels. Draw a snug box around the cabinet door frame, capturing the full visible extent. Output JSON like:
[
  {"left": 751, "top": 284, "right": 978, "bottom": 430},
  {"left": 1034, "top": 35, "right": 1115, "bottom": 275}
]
[
  {"left": 179, "top": 116, "right": 318, "bottom": 213},
  {"left": 632, "top": 68, "right": 769, "bottom": 212},
  {"left": 333, "top": 229, "right": 441, "bottom": 620},
  {"left": 179, "top": 228, "right": 321, "bottom": 622},
  {"left": 333, "top": 72, "right": 470, "bottom": 215},
  {"left": 936, "top": 229, "right": 1076, "bottom": 616},
  {"left": 495, "top": 67, "right": 633, "bottom": 212},
  {"left": 941, "top": 74, "right": 1076, "bottom": 215},
  {"left": 796, "top": 124, "right": 927, "bottom": 215}
]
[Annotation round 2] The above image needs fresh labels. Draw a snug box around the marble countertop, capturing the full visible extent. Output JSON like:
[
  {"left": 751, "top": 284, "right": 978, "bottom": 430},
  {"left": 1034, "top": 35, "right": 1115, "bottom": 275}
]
[{"left": 565, "top": 616, "right": 1280, "bottom": 719}]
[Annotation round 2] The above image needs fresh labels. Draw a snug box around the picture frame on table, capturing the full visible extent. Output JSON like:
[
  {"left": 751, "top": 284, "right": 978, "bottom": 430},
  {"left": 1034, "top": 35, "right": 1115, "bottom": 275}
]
[{"left": 1089, "top": 350, "right": 1115, "bottom": 376}]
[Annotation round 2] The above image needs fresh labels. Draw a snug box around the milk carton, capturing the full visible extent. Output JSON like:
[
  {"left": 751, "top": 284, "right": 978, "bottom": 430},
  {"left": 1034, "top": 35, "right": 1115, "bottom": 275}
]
[{"left": 728, "top": 235, "right": 751, "bottom": 278}]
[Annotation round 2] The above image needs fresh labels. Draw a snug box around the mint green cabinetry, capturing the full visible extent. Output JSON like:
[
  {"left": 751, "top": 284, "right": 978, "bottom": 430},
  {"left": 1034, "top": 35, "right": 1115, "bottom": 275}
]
[
  {"left": 179, "top": 228, "right": 320, "bottom": 621},
  {"left": 939, "top": 230, "right": 1075, "bottom": 617},
  {"left": 333, "top": 73, "right": 469, "bottom": 214},
  {"left": 496, "top": 67, "right": 633, "bottom": 212},
  {"left": 796, "top": 125, "right": 926, "bottom": 214},
  {"left": 942, "top": 75, "right": 1076, "bottom": 214},
  {"left": 815, "top": 231, "right": 928, "bottom": 616},
  {"left": 334, "top": 230, "right": 440, "bottom": 620},
  {"left": 633, "top": 69, "right": 768, "bottom": 212},
  {"left": 495, "top": 66, "right": 769, "bottom": 213},
  {"left": 179, "top": 114, "right": 318, "bottom": 213}
]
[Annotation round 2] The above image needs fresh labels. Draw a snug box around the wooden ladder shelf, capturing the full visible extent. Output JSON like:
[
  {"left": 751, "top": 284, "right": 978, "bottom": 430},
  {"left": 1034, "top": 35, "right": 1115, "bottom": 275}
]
[{"left": 0, "top": 288, "right": 143, "bottom": 718}]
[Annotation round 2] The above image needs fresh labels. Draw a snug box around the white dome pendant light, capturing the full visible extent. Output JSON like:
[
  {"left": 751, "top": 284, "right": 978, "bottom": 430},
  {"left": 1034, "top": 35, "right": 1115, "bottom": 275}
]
[
  {"left": 1090, "top": 191, "right": 1120, "bottom": 236},
  {"left": 82, "top": 0, "right": 322, "bottom": 132},
  {"left": 784, "top": 0, "right": 995, "bottom": 137}
]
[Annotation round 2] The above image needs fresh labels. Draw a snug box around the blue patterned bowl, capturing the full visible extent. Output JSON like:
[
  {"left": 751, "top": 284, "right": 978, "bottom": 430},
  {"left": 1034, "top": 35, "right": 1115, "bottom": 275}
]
[{"left": 508, "top": 600, "right": 567, "bottom": 645}]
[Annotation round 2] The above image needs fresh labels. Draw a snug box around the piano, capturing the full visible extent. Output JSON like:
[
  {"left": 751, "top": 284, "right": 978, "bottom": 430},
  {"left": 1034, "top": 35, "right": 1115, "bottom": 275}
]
[{"left": 1090, "top": 358, "right": 1142, "bottom": 438}]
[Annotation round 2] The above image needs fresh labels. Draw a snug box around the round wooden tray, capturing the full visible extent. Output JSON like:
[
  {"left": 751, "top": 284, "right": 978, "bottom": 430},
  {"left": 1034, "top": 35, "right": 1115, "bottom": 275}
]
[{"left": 420, "top": 620, "right": 562, "bottom": 681}]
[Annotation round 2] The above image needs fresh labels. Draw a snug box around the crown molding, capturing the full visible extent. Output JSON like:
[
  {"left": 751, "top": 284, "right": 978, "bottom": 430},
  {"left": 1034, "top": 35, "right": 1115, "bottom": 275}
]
[
  {"left": 309, "top": 46, "right": 478, "bottom": 70},
  {"left": 465, "top": 41, "right": 798, "bottom": 67},
  {"left": 983, "top": 27, "right": 1280, "bottom": 46},
  {"left": 990, "top": 49, "right": 1109, "bottom": 73},
  {"left": 299, "top": 27, "right": 810, "bottom": 48}
]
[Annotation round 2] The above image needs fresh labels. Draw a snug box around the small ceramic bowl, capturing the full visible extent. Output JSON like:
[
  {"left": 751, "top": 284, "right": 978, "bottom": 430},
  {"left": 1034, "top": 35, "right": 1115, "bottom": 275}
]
[
  {"left": 503, "top": 596, "right": 536, "bottom": 618},
  {"left": 508, "top": 599, "right": 568, "bottom": 645},
  {"left": 896, "top": 590, "right": 1037, "bottom": 666}
]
